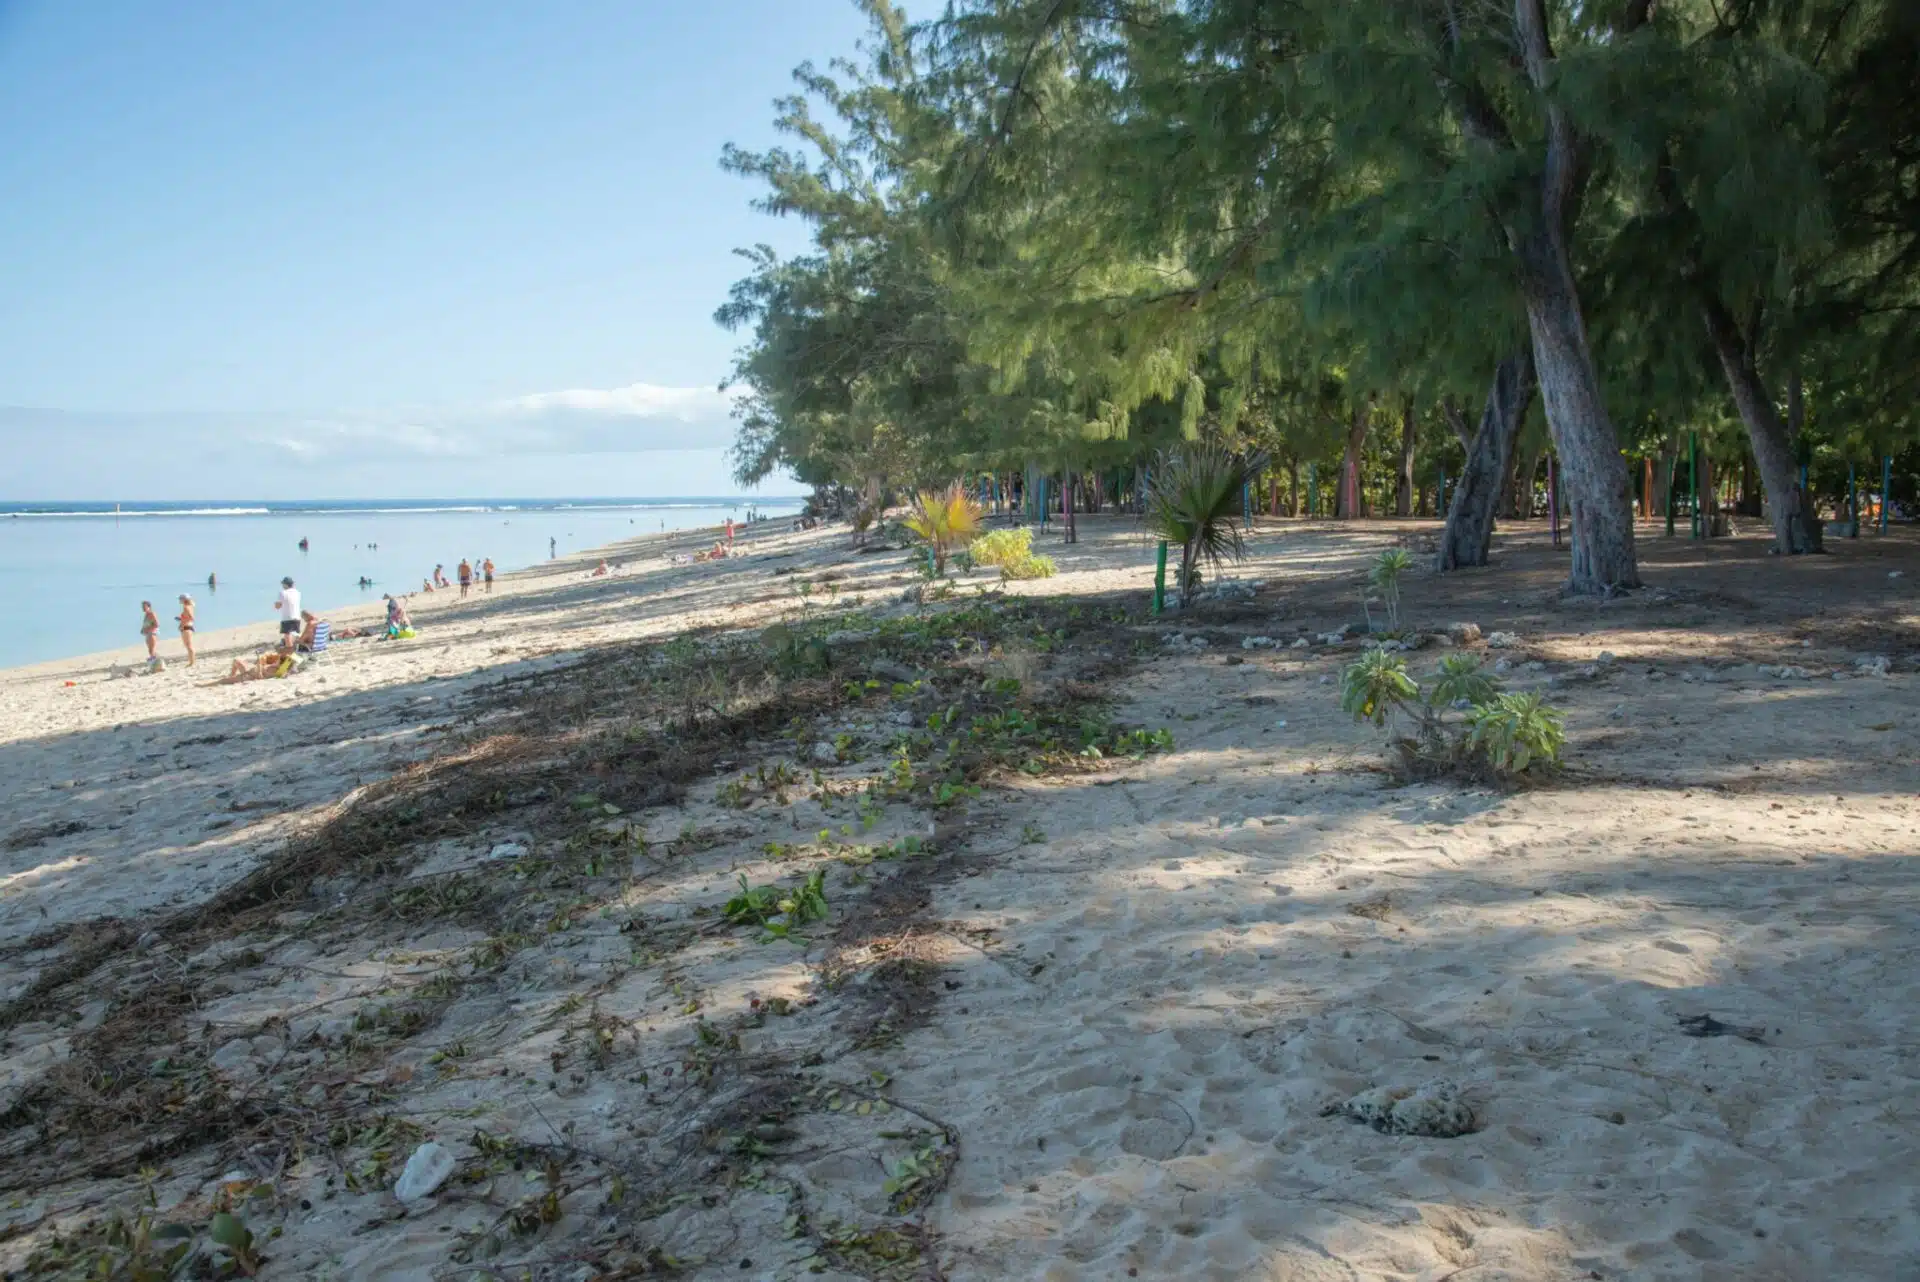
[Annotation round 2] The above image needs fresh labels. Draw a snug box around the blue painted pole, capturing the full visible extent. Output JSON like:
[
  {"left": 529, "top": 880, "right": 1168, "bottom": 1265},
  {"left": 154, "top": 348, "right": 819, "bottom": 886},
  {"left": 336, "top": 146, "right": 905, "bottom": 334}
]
[{"left": 1882, "top": 455, "right": 1893, "bottom": 533}]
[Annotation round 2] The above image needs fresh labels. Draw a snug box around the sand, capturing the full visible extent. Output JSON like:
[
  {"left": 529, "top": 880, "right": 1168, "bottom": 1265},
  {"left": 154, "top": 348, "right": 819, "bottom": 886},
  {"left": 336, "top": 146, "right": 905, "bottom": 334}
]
[{"left": 3, "top": 512, "right": 1918, "bottom": 1281}]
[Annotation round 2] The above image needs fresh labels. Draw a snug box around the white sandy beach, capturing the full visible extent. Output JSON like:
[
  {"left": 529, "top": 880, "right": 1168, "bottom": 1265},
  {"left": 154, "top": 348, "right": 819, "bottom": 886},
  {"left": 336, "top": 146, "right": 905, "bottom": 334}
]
[{"left": 3, "top": 514, "right": 1918, "bottom": 1281}]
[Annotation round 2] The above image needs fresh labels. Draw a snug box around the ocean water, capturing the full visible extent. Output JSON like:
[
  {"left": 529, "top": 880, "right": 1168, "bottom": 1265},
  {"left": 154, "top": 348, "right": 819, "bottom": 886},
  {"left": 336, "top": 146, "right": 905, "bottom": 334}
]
[{"left": 0, "top": 497, "right": 801, "bottom": 670}]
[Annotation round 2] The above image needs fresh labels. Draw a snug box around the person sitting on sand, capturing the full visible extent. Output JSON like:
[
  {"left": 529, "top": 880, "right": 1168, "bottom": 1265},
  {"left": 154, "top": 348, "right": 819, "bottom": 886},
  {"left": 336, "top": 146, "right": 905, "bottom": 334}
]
[
  {"left": 175, "top": 595, "right": 196, "bottom": 667},
  {"left": 433, "top": 564, "right": 450, "bottom": 588},
  {"left": 384, "top": 593, "right": 413, "bottom": 637},
  {"left": 140, "top": 601, "right": 160, "bottom": 660},
  {"left": 592, "top": 559, "right": 609, "bottom": 577},
  {"left": 294, "top": 610, "right": 331, "bottom": 653}
]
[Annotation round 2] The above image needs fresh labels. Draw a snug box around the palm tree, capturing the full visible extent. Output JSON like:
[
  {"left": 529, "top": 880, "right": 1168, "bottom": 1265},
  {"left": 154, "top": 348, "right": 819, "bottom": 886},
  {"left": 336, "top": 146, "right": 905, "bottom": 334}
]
[
  {"left": 1144, "top": 444, "right": 1269, "bottom": 608},
  {"left": 902, "top": 485, "right": 984, "bottom": 573}
]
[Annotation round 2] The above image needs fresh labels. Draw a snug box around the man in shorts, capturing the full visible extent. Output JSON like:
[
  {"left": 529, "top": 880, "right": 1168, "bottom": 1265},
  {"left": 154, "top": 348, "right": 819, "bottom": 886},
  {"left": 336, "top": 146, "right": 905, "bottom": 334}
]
[
  {"left": 457, "top": 558, "right": 473, "bottom": 598},
  {"left": 482, "top": 557, "right": 495, "bottom": 592},
  {"left": 274, "top": 577, "right": 303, "bottom": 652}
]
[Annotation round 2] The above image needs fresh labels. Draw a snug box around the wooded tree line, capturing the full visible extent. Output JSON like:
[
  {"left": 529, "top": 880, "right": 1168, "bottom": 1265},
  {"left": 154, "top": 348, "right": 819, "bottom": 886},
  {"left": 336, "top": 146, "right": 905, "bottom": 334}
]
[{"left": 717, "top": 0, "right": 1920, "bottom": 593}]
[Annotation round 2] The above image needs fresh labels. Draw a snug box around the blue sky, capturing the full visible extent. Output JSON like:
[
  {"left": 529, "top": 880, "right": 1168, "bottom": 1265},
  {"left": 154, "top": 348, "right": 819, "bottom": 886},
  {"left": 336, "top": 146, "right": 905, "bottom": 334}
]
[{"left": 0, "top": 0, "right": 870, "bottom": 499}]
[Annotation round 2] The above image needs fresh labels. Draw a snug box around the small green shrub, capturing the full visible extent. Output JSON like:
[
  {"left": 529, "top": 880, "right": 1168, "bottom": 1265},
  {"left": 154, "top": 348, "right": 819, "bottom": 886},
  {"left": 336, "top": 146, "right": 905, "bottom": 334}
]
[
  {"left": 1337, "top": 649, "right": 1562, "bottom": 779},
  {"left": 1465, "top": 693, "right": 1566, "bottom": 773},
  {"left": 1000, "top": 552, "right": 1056, "bottom": 580},
  {"left": 1339, "top": 648, "right": 1420, "bottom": 728},
  {"left": 1428, "top": 652, "right": 1499, "bottom": 709},
  {"left": 970, "top": 528, "right": 1055, "bottom": 579},
  {"left": 1368, "top": 548, "right": 1413, "bottom": 631},
  {"left": 970, "top": 527, "right": 1032, "bottom": 567}
]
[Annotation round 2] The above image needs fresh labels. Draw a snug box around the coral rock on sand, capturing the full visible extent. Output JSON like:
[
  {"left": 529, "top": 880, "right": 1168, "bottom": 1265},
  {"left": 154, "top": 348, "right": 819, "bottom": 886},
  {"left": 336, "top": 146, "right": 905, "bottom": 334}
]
[
  {"left": 1445, "top": 622, "right": 1482, "bottom": 645},
  {"left": 1332, "top": 1080, "right": 1476, "bottom": 1138}
]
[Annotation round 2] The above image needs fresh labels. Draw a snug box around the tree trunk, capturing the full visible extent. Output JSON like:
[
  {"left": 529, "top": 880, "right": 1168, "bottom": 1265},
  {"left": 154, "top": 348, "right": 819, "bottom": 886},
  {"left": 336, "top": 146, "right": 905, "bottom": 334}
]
[
  {"left": 1336, "top": 405, "right": 1368, "bottom": 518},
  {"left": 1699, "top": 295, "right": 1822, "bottom": 553},
  {"left": 1437, "top": 350, "right": 1537, "bottom": 572},
  {"left": 1288, "top": 459, "right": 1299, "bottom": 516},
  {"left": 1737, "top": 453, "right": 1762, "bottom": 516},
  {"left": 1064, "top": 470, "right": 1077, "bottom": 543},
  {"left": 1515, "top": 249, "right": 1640, "bottom": 590},
  {"left": 1396, "top": 401, "right": 1417, "bottom": 516},
  {"left": 1493, "top": 0, "right": 1641, "bottom": 593}
]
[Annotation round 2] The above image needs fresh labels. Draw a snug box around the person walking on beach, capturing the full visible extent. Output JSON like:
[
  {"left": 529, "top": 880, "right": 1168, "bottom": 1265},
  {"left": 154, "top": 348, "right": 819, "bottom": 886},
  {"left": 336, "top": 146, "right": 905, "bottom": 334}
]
[
  {"left": 549, "top": 536, "right": 557, "bottom": 559},
  {"left": 274, "top": 577, "right": 302, "bottom": 653},
  {"left": 140, "top": 601, "right": 160, "bottom": 660},
  {"left": 482, "top": 557, "right": 495, "bottom": 593},
  {"left": 176, "top": 595, "right": 196, "bottom": 667},
  {"left": 207, "top": 572, "right": 217, "bottom": 591},
  {"left": 457, "top": 558, "right": 473, "bottom": 598}
]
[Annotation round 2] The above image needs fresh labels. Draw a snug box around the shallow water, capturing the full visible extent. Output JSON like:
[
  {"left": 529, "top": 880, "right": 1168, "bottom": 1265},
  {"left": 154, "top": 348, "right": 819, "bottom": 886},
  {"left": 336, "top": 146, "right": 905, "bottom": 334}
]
[{"left": 0, "top": 497, "right": 799, "bottom": 669}]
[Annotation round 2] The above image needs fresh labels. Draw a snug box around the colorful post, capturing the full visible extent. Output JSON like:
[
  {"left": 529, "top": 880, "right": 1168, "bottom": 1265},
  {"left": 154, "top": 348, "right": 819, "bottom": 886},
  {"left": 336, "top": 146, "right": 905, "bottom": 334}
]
[
  {"left": 1152, "top": 541, "right": 1168, "bottom": 615},
  {"left": 1848, "top": 462, "right": 1859, "bottom": 538},
  {"left": 1882, "top": 454, "right": 1893, "bottom": 533},
  {"left": 1688, "top": 432, "right": 1700, "bottom": 539}
]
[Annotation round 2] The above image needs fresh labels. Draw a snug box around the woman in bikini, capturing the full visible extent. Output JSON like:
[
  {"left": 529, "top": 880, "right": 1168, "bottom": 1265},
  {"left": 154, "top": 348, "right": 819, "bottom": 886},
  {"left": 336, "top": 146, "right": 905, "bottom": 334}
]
[
  {"left": 140, "top": 601, "right": 160, "bottom": 660},
  {"left": 176, "top": 595, "right": 197, "bottom": 666}
]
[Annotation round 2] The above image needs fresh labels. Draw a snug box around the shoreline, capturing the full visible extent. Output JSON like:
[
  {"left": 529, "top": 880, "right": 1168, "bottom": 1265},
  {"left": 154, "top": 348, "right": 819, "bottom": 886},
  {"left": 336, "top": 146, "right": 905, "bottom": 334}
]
[{"left": 0, "top": 509, "right": 794, "bottom": 688}]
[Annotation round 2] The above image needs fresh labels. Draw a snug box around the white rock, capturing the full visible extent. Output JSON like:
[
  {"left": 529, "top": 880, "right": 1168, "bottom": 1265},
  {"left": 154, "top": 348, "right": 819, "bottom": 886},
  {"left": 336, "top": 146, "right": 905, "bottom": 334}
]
[
  {"left": 1855, "top": 654, "right": 1892, "bottom": 677},
  {"left": 487, "top": 842, "right": 527, "bottom": 861},
  {"left": 1289, "top": 638, "right": 1310, "bottom": 649},
  {"left": 1485, "top": 631, "right": 1520, "bottom": 649},
  {"left": 394, "top": 1141, "right": 456, "bottom": 1202},
  {"left": 1445, "top": 622, "right": 1482, "bottom": 645},
  {"left": 811, "top": 741, "right": 840, "bottom": 765}
]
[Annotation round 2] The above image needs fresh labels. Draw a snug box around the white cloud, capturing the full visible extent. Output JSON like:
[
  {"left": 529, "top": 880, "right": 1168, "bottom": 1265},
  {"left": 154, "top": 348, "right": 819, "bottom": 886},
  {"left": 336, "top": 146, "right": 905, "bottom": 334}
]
[{"left": 0, "top": 384, "right": 752, "bottom": 498}]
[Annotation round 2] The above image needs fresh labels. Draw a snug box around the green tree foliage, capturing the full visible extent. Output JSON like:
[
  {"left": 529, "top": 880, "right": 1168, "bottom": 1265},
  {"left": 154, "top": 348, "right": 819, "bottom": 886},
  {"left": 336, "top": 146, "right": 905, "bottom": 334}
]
[{"left": 719, "top": 0, "right": 1920, "bottom": 574}]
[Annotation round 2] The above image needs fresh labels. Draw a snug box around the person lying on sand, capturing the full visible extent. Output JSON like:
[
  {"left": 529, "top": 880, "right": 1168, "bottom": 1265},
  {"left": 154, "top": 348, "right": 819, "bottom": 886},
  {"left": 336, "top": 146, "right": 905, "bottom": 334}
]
[{"left": 209, "top": 652, "right": 294, "bottom": 685}]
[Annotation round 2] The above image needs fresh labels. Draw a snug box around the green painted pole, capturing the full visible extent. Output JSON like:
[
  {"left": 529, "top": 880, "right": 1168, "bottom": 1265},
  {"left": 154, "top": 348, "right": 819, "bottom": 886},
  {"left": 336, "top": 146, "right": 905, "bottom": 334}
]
[
  {"left": 1848, "top": 462, "right": 1859, "bottom": 538},
  {"left": 1152, "top": 541, "right": 1168, "bottom": 615},
  {"left": 1882, "top": 455, "right": 1893, "bottom": 533}
]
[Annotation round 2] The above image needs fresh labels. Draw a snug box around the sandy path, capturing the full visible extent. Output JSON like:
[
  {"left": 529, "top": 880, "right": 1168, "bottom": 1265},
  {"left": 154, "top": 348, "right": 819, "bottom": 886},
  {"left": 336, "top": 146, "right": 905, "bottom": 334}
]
[{"left": 3, "top": 514, "right": 1918, "bottom": 1281}]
